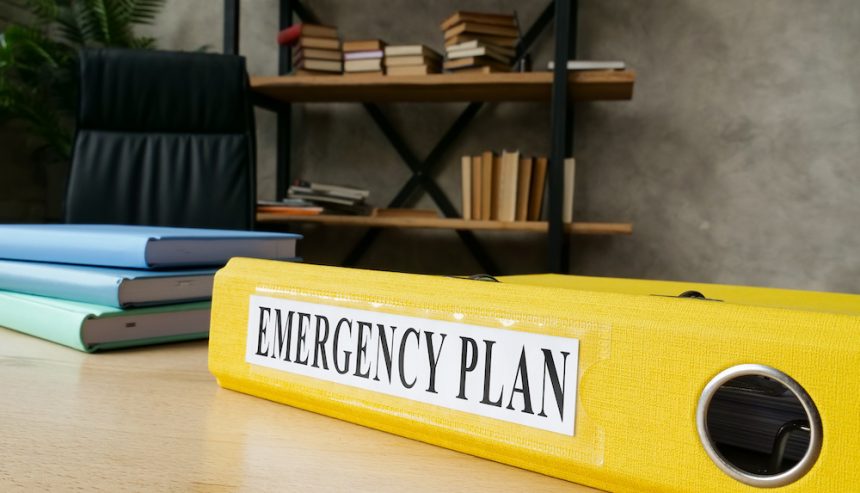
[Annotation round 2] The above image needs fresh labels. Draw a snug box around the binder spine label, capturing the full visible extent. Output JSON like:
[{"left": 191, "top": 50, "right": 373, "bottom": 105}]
[{"left": 245, "top": 295, "right": 580, "bottom": 435}]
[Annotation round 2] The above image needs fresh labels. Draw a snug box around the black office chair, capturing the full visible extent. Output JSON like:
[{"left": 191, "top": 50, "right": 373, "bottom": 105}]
[{"left": 65, "top": 49, "right": 256, "bottom": 229}]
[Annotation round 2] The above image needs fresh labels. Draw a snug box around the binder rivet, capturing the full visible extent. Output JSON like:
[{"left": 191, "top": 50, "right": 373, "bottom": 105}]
[{"left": 696, "top": 364, "right": 822, "bottom": 488}]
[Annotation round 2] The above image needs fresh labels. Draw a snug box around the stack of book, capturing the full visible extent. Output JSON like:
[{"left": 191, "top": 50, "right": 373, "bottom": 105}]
[
  {"left": 257, "top": 198, "right": 323, "bottom": 216},
  {"left": 277, "top": 23, "right": 343, "bottom": 75},
  {"left": 0, "top": 225, "right": 301, "bottom": 352},
  {"left": 288, "top": 179, "right": 372, "bottom": 215},
  {"left": 441, "top": 11, "right": 519, "bottom": 73},
  {"left": 384, "top": 45, "right": 442, "bottom": 76},
  {"left": 343, "top": 39, "right": 386, "bottom": 75},
  {"left": 460, "top": 151, "right": 576, "bottom": 222}
]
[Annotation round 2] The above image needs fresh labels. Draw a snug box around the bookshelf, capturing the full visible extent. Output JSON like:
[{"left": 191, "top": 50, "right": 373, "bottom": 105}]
[
  {"left": 225, "top": 0, "right": 632, "bottom": 274},
  {"left": 251, "top": 70, "right": 635, "bottom": 104},
  {"left": 256, "top": 214, "right": 633, "bottom": 235}
]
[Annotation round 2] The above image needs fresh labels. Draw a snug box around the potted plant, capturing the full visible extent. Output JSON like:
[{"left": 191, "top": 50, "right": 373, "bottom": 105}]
[{"left": 0, "top": 0, "right": 165, "bottom": 220}]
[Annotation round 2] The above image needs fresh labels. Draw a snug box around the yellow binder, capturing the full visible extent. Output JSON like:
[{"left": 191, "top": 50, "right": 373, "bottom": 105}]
[{"left": 208, "top": 259, "right": 860, "bottom": 492}]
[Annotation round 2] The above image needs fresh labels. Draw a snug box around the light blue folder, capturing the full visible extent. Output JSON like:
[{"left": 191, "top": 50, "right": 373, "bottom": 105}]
[
  {"left": 0, "top": 224, "right": 301, "bottom": 268},
  {"left": 0, "top": 260, "right": 219, "bottom": 308}
]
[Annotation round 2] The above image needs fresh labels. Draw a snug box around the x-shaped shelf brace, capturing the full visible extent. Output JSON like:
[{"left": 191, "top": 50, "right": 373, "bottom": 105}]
[{"left": 272, "top": 1, "right": 558, "bottom": 275}]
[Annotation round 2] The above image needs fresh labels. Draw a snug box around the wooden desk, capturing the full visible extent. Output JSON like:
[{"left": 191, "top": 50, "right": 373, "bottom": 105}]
[{"left": 0, "top": 329, "right": 599, "bottom": 491}]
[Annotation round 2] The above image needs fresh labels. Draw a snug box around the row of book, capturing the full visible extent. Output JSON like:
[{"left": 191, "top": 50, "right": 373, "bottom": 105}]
[
  {"left": 0, "top": 225, "right": 300, "bottom": 352},
  {"left": 461, "top": 151, "right": 575, "bottom": 223},
  {"left": 277, "top": 12, "right": 628, "bottom": 76},
  {"left": 278, "top": 24, "right": 444, "bottom": 76}
]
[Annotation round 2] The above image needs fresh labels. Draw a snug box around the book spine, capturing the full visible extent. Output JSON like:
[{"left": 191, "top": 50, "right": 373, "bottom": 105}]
[{"left": 461, "top": 156, "right": 472, "bottom": 220}]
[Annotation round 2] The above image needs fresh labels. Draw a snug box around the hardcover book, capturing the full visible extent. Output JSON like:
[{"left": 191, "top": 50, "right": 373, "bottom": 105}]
[
  {"left": 0, "top": 292, "right": 210, "bottom": 352},
  {"left": 0, "top": 260, "right": 217, "bottom": 308},
  {"left": 0, "top": 224, "right": 301, "bottom": 269}
]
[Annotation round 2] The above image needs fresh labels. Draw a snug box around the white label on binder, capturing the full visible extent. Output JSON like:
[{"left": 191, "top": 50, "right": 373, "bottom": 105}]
[{"left": 245, "top": 295, "right": 580, "bottom": 435}]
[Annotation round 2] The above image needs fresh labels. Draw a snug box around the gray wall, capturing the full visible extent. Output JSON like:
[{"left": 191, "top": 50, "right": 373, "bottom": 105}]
[{"left": 131, "top": 1, "right": 860, "bottom": 291}]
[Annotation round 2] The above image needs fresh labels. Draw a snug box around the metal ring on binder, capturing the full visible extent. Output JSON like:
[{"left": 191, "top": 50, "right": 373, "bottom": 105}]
[{"left": 696, "top": 364, "right": 822, "bottom": 487}]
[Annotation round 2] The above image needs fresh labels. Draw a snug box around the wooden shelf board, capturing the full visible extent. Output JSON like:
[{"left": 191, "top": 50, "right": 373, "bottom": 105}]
[
  {"left": 257, "top": 213, "right": 633, "bottom": 235},
  {"left": 251, "top": 70, "right": 635, "bottom": 103}
]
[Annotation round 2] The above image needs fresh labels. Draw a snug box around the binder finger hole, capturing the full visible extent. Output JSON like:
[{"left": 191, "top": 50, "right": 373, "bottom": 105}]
[{"left": 696, "top": 364, "right": 822, "bottom": 487}]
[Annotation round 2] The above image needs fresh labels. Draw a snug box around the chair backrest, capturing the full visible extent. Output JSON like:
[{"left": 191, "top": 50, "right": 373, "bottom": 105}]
[{"left": 65, "top": 49, "right": 256, "bottom": 229}]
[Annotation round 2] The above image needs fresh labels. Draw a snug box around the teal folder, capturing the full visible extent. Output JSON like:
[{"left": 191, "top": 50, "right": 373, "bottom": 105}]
[{"left": 0, "top": 291, "right": 210, "bottom": 352}]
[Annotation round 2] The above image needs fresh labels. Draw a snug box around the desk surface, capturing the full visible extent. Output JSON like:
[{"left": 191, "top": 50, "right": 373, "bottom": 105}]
[{"left": 0, "top": 329, "right": 599, "bottom": 492}]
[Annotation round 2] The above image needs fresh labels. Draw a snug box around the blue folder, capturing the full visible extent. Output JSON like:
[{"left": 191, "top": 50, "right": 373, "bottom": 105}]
[
  {"left": 0, "top": 259, "right": 222, "bottom": 308},
  {"left": 0, "top": 224, "right": 301, "bottom": 268}
]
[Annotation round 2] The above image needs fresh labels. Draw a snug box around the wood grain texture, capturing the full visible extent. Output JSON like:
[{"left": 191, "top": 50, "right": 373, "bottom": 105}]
[
  {"left": 0, "top": 328, "right": 600, "bottom": 492},
  {"left": 251, "top": 70, "right": 635, "bottom": 103},
  {"left": 256, "top": 213, "right": 633, "bottom": 235}
]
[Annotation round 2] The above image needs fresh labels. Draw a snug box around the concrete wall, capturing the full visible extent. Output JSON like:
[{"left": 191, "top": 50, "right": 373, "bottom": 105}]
[{"left": 135, "top": 1, "right": 860, "bottom": 291}]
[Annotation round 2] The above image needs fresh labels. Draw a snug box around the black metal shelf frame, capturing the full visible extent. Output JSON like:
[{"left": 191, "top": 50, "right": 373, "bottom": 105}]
[{"left": 223, "top": 0, "right": 578, "bottom": 274}]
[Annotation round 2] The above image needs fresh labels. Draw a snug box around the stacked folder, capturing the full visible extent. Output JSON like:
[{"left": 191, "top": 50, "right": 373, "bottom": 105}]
[{"left": 0, "top": 224, "right": 301, "bottom": 352}]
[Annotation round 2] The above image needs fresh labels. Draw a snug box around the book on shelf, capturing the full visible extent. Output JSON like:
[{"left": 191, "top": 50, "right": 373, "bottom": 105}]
[
  {"left": 294, "top": 36, "right": 341, "bottom": 51},
  {"left": 279, "top": 23, "right": 343, "bottom": 74},
  {"left": 470, "top": 155, "right": 482, "bottom": 220},
  {"left": 490, "top": 153, "right": 502, "bottom": 220},
  {"left": 276, "top": 23, "right": 338, "bottom": 45},
  {"left": 293, "top": 47, "right": 343, "bottom": 61},
  {"left": 440, "top": 10, "right": 518, "bottom": 31},
  {"left": 256, "top": 205, "right": 324, "bottom": 216},
  {"left": 444, "top": 21, "right": 519, "bottom": 40},
  {"left": 441, "top": 10, "right": 519, "bottom": 73},
  {"left": 288, "top": 180, "right": 372, "bottom": 215},
  {"left": 384, "top": 45, "right": 442, "bottom": 58},
  {"left": 383, "top": 45, "right": 442, "bottom": 75},
  {"left": 443, "top": 56, "right": 510, "bottom": 72},
  {"left": 547, "top": 60, "right": 626, "bottom": 71},
  {"left": 528, "top": 157, "right": 548, "bottom": 221},
  {"left": 444, "top": 33, "right": 519, "bottom": 49},
  {"left": 343, "top": 70, "right": 384, "bottom": 77},
  {"left": 295, "top": 58, "right": 343, "bottom": 73},
  {"left": 344, "top": 58, "right": 383, "bottom": 72},
  {"left": 497, "top": 150, "right": 519, "bottom": 221},
  {"left": 384, "top": 55, "right": 441, "bottom": 67},
  {"left": 461, "top": 156, "right": 472, "bottom": 220},
  {"left": 515, "top": 157, "right": 533, "bottom": 222},
  {"left": 446, "top": 46, "right": 511, "bottom": 64},
  {"left": 343, "top": 50, "right": 384, "bottom": 61},
  {"left": 447, "top": 39, "right": 516, "bottom": 58},
  {"left": 453, "top": 65, "right": 506, "bottom": 74},
  {"left": 297, "top": 180, "right": 370, "bottom": 199},
  {"left": 386, "top": 65, "right": 440, "bottom": 76},
  {"left": 342, "top": 39, "right": 386, "bottom": 52},
  {"left": 461, "top": 151, "right": 551, "bottom": 223},
  {"left": 342, "top": 40, "right": 386, "bottom": 74},
  {"left": 563, "top": 158, "right": 576, "bottom": 223},
  {"left": 480, "top": 150, "right": 493, "bottom": 221}
]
